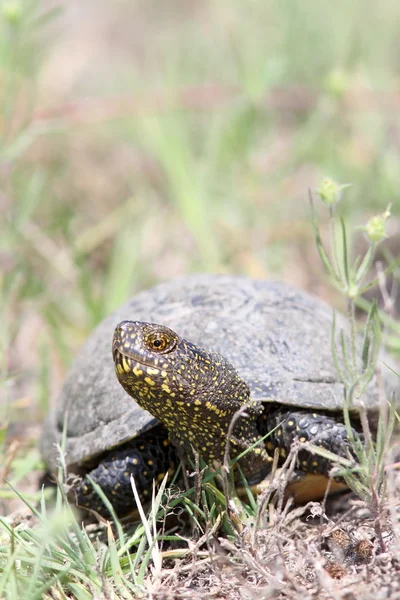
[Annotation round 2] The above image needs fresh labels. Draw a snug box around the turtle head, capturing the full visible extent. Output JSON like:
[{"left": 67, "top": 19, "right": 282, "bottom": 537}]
[
  {"left": 112, "top": 320, "right": 250, "bottom": 417},
  {"left": 112, "top": 320, "right": 263, "bottom": 464}
]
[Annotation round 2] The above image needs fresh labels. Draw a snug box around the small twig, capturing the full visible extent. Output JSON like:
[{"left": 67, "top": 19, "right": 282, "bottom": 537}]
[
  {"left": 193, "top": 449, "right": 202, "bottom": 509},
  {"left": 0, "top": 440, "right": 19, "bottom": 481},
  {"left": 192, "top": 449, "right": 203, "bottom": 540},
  {"left": 370, "top": 486, "right": 386, "bottom": 553},
  {"left": 222, "top": 404, "right": 254, "bottom": 476},
  {"left": 32, "top": 85, "right": 400, "bottom": 126}
]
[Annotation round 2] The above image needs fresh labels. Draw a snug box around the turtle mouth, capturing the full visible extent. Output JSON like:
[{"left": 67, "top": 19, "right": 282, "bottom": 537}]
[{"left": 112, "top": 343, "right": 174, "bottom": 372}]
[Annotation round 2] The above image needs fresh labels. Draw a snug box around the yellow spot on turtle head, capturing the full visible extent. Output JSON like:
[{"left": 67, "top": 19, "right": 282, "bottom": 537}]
[
  {"left": 122, "top": 357, "right": 131, "bottom": 373},
  {"left": 133, "top": 366, "right": 144, "bottom": 377},
  {"left": 145, "top": 377, "right": 156, "bottom": 387},
  {"left": 147, "top": 367, "right": 160, "bottom": 376},
  {"left": 116, "top": 364, "right": 124, "bottom": 375}
]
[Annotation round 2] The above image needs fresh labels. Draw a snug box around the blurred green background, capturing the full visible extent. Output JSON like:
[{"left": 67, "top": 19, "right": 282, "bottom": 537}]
[{"left": 1, "top": 0, "right": 399, "bottom": 507}]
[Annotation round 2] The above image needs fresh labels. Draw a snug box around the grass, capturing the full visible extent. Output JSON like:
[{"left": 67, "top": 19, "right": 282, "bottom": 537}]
[
  {"left": 308, "top": 188, "right": 399, "bottom": 552},
  {"left": 1, "top": 0, "right": 400, "bottom": 598}
]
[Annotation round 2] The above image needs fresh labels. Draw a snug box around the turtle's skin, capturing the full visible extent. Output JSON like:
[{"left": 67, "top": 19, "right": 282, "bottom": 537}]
[{"left": 41, "top": 275, "right": 398, "bottom": 516}]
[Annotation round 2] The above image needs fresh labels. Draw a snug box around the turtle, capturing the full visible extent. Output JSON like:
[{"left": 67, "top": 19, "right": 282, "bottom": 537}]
[{"left": 41, "top": 275, "right": 398, "bottom": 517}]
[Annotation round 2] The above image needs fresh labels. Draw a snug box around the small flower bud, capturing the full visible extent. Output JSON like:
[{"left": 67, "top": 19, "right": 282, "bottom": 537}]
[
  {"left": 316, "top": 178, "right": 351, "bottom": 206},
  {"left": 360, "top": 206, "right": 391, "bottom": 243},
  {"left": 2, "top": 1, "right": 22, "bottom": 25},
  {"left": 324, "top": 68, "right": 349, "bottom": 99}
]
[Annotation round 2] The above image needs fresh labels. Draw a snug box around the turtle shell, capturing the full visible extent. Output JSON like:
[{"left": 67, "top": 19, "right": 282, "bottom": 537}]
[{"left": 41, "top": 274, "right": 397, "bottom": 470}]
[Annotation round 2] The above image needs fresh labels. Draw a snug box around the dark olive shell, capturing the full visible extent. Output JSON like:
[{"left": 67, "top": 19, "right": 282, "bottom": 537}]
[{"left": 41, "top": 275, "right": 398, "bottom": 469}]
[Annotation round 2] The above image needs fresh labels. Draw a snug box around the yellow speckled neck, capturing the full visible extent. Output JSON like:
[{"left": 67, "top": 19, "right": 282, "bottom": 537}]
[{"left": 113, "top": 320, "right": 270, "bottom": 476}]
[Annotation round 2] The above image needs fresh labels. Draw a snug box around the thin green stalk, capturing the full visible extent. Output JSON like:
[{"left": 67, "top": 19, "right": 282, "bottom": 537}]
[
  {"left": 329, "top": 206, "right": 342, "bottom": 282},
  {"left": 346, "top": 298, "right": 358, "bottom": 373}
]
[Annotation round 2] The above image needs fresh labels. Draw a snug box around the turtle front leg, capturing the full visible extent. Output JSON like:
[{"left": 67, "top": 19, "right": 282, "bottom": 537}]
[
  {"left": 74, "top": 426, "right": 178, "bottom": 517},
  {"left": 258, "top": 408, "right": 362, "bottom": 477}
]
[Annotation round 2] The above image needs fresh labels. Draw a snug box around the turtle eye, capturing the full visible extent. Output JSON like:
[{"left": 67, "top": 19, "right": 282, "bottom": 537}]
[{"left": 146, "top": 331, "right": 176, "bottom": 353}]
